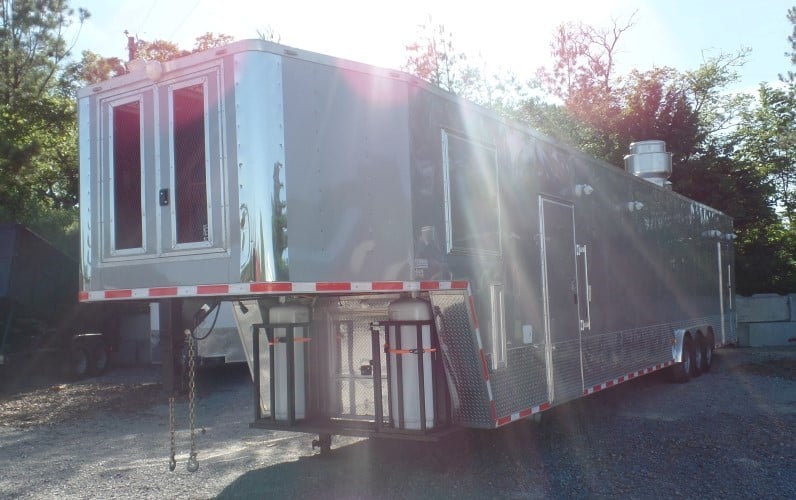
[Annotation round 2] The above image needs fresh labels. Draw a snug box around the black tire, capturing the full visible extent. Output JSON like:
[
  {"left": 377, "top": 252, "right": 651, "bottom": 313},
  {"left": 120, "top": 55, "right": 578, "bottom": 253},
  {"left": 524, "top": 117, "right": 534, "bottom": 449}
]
[
  {"left": 692, "top": 334, "right": 704, "bottom": 377},
  {"left": 89, "top": 338, "right": 109, "bottom": 376},
  {"left": 702, "top": 333, "right": 715, "bottom": 373},
  {"left": 67, "top": 346, "right": 90, "bottom": 380},
  {"left": 671, "top": 336, "right": 692, "bottom": 383}
]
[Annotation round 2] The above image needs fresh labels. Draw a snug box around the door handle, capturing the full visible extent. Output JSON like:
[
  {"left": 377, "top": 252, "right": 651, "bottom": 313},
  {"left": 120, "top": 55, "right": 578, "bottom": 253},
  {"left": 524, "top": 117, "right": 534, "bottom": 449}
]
[{"left": 577, "top": 244, "right": 591, "bottom": 331}]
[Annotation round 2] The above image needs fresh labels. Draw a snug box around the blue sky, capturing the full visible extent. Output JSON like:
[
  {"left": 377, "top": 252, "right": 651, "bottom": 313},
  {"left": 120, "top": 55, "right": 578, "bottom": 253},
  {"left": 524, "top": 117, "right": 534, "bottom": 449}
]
[{"left": 67, "top": 0, "right": 794, "bottom": 93}]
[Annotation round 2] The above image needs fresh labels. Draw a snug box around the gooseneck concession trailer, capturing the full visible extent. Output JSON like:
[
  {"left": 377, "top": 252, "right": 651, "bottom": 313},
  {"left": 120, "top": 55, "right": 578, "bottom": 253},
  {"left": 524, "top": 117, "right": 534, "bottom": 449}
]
[{"left": 77, "top": 40, "right": 736, "bottom": 451}]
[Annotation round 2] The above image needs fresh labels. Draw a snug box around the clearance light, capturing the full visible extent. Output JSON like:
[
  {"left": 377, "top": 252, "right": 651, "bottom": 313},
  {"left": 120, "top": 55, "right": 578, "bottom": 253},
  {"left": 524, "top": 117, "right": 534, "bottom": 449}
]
[
  {"left": 575, "top": 184, "right": 594, "bottom": 197},
  {"left": 626, "top": 201, "right": 644, "bottom": 212}
]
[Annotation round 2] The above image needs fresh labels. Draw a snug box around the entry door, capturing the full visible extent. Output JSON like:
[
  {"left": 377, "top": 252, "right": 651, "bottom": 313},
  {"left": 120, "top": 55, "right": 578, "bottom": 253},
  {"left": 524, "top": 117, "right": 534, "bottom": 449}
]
[{"left": 539, "top": 198, "right": 583, "bottom": 403}]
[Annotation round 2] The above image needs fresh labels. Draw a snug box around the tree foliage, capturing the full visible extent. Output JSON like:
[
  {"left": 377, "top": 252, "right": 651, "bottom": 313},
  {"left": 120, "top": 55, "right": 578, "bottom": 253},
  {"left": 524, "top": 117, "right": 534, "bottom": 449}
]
[
  {"left": 402, "top": 19, "right": 480, "bottom": 99},
  {"left": 0, "top": 0, "right": 89, "bottom": 251},
  {"left": 735, "top": 84, "right": 796, "bottom": 229},
  {"left": 402, "top": 18, "right": 529, "bottom": 116}
]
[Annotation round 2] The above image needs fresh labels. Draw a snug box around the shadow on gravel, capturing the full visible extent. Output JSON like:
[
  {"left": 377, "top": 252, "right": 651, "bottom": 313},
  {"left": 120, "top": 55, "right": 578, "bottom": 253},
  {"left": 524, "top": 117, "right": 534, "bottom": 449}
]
[{"left": 218, "top": 428, "right": 554, "bottom": 499}]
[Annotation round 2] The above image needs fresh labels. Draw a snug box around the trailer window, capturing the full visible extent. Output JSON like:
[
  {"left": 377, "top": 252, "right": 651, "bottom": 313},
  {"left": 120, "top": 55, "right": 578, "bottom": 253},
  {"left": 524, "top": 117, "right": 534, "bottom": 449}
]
[
  {"left": 442, "top": 131, "right": 500, "bottom": 254},
  {"left": 112, "top": 100, "right": 143, "bottom": 250},
  {"left": 172, "top": 83, "right": 208, "bottom": 244}
]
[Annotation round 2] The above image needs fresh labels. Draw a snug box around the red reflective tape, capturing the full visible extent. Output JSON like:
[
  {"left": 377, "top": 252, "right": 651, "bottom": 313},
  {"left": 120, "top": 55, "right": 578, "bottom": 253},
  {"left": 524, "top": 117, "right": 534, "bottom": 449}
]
[
  {"left": 618, "top": 376, "right": 625, "bottom": 383},
  {"left": 469, "top": 295, "right": 479, "bottom": 330},
  {"left": 105, "top": 289, "right": 132, "bottom": 299},
  {"left": 250, "top": 282, "right": 293, "bottom": 293},
  {"left": 78, "top": 291, "right": 89, "bottom": 301},
  {"left": 149, "top": 287, "right": 179, "bottom": 297},
  {"left": 497, "top": 415, "right": 512, "bottom": 426},
  {"left": 519, "top": 408, "right": 533, "bottom": 418},
  {"left": 420, "top": 281, "right": 440, "bottom": 290},
  {"left": 606, "top": 380, "right": 614, "bottom": 388},
  {"left": 628, "top": 372, "right": 636, "bottom": 379},
  {"left": 372, "top": 281, "right": 403, "bottom": 291},
  {"left": 479, "top": 349, "right": 489, "bottom": 381},
  {"left": 539, "top": 402, "right": 551, "bottom": 412},
  {"left": 592, "top": 384, "right": 602, "bottom": 393},
  {"left": 451, "top": 281, "right": 469, "bottom": 289},
  {"left": 316, "top": 282, "right": 351, "bottom": 292},
  {"left": 198, "top": 284, "right": 229, "bottom": 295}
]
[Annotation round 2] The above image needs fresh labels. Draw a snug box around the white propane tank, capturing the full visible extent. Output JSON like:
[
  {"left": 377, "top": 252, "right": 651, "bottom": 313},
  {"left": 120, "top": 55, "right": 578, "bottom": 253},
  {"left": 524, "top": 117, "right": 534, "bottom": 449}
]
[
  {"left": 388, "top": 297, "right": 435, "bottom": 430},
  {"left": 269, "top": 303, "right": 310, "bottom": 421}
]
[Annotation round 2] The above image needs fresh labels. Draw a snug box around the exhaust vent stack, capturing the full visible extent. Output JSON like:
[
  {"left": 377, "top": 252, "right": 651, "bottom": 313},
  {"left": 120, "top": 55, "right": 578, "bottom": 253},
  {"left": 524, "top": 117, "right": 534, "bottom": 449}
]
[{"left": 624, "top": 140, "right": 672, "bottom": 189}]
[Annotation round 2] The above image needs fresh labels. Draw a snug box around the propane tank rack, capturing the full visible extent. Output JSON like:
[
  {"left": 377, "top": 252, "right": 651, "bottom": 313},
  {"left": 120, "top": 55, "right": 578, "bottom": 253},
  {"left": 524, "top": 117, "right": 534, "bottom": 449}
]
[{"left": 249, "top": 317, "right": 457, "bottom": 441}]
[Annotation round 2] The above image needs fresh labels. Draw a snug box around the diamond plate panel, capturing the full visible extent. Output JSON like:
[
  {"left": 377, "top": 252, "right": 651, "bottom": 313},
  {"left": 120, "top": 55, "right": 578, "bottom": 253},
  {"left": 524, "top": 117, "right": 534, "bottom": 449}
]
[
  {"left": 551, "top": 337, "right": 583, "bottom": 403},
  {"left": 582, "top": 315, "right": 723, "bottom": 388},
  {"left": 490, "top": 346, "right": 548, "bottom": 417},
  {"left": 582, "top": 324, "right": 669, "bottom": 387},
  {"left": 429, "top": 291, "right": 493, "bottom": 428}
]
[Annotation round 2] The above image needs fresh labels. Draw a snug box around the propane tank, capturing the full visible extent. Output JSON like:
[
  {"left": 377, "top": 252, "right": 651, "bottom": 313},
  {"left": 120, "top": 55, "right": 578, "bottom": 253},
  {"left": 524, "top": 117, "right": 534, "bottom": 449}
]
[
  {"left": 269, "top": 303, "right": 310, "bottom": 421},
  {"left": 388, "top": 297, "right": 435, "bottom": 430}
]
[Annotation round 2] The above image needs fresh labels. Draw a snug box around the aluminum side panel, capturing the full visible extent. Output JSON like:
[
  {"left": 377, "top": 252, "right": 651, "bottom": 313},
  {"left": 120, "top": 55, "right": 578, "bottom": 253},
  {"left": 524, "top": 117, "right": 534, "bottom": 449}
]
[
  {"left": 234, "top": 51, "right": 287, "bottom": 282},
  {"left": 281, "top": 58, "right": 413, "bottom": 282}
]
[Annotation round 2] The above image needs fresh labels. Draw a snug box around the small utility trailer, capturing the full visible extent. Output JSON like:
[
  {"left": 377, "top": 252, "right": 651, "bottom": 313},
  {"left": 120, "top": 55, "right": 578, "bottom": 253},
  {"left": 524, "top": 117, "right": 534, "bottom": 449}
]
[
  {"left": 0, "top": 224, "right": 116, "bottom": 383},
  {"left": 77, "top": 40, "right": 736, "bottom": 452}
]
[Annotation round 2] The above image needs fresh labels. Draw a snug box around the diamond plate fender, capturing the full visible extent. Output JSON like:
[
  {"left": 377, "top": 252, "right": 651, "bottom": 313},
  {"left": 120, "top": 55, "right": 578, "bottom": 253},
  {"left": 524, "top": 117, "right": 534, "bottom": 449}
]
[{"left": 429, "top": 290, "right": 495, "bottom": 428}]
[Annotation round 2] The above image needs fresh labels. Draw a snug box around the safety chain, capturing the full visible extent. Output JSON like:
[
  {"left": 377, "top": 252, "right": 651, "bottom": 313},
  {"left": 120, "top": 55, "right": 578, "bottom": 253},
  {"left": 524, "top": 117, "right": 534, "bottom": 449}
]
[
  {"left": 186, "top": 329, "right": 199, "bottom": 472},
  {"left": 168, "top": 396, "right": 176, "bottom": 471}
]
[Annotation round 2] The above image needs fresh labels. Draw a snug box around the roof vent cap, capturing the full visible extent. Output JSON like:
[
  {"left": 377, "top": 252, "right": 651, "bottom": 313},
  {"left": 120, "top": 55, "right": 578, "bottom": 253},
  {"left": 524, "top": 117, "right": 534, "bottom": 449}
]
[{"left": 624, "top": 140, "right": 672, "bottom": 188}]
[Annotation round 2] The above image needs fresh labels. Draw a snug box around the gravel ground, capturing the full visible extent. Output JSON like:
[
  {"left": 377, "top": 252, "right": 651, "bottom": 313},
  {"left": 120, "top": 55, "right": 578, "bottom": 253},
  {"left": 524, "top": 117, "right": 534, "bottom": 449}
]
[{"left": 0, "top": 346, "right": 794, "bottom": 499}]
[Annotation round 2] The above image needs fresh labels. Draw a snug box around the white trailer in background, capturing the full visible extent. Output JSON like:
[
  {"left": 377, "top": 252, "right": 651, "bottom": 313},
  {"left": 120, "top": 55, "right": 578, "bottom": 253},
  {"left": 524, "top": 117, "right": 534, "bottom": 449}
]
[{"left": 77, "top": 40, "right": 736, "bottom": 453}]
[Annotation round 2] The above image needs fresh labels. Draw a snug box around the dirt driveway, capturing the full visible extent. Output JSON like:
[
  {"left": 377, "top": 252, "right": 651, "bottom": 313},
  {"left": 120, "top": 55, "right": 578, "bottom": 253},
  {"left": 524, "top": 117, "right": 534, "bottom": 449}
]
[{"left": 1, "top": 346, "right": 794, "bottom": 499}]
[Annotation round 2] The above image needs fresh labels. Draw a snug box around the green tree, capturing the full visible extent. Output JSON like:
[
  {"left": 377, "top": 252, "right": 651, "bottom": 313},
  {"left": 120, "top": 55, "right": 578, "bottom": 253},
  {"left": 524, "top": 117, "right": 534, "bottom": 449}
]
[
  {"left": 193, "top": 32, "right": 235, "bottom": 52},
  {"left": 64, "top": 50, "right": 126, "bottom": 86},
  {"left": 0, "top": 0, "right": 89, "bottom": 252},
  {"left": 133, "top": 38, "right": 187, "bottom": 62},
  {"left": 402, "top": 19, "right": 531, "bottom": 118},
  {"left": 402, "top": 19, "right": 480, "bottom": 99},
  {"left": 735, "top": 84, "right": 796, "bottom": 229}
]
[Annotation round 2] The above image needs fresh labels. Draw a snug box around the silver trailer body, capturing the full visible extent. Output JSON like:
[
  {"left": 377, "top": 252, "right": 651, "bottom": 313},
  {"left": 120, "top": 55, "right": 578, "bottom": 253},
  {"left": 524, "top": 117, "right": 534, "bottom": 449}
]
[{"left": 78, "top": 40, "right": 735, "bottom": 434}]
